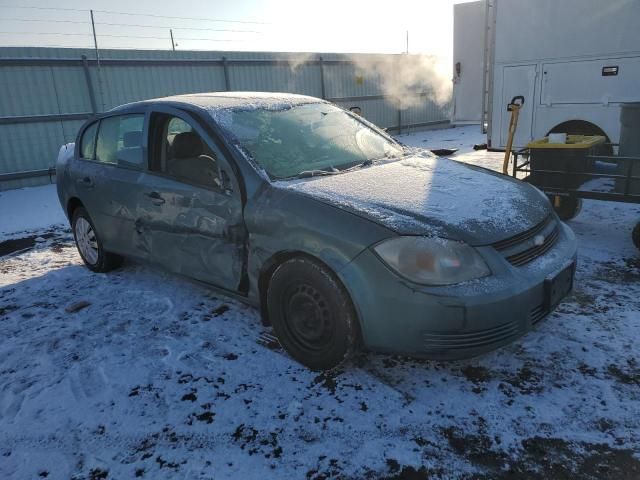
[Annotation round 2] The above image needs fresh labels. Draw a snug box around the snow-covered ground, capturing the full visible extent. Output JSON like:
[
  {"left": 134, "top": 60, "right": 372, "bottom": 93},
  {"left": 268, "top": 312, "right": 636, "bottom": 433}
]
[
  {"left": 1, "top": 126, "right": 639, "bottom": 479},
  {"left": 0, "top": 184, "right": 67, "bottom": 242}
]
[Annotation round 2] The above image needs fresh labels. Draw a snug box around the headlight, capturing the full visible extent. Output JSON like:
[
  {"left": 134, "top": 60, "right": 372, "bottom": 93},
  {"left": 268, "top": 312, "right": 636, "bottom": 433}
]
[{"left": 373, "top": 236, "right": 490, "bottom": 286}]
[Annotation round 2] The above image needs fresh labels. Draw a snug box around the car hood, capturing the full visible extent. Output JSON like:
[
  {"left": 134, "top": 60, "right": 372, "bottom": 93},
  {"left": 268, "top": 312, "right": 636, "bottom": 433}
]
[{"left": 279, "top": 155, "right": 551, "bottom": 245}]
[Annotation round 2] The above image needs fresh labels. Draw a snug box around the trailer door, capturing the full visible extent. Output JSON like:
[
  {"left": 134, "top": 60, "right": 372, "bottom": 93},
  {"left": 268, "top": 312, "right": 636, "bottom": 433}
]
[
  {"left": 500, "top": 65, "right": 536, "bottom": 147},
  {"left": 452, "top": 1, "right": 485, "bottom": 124}
]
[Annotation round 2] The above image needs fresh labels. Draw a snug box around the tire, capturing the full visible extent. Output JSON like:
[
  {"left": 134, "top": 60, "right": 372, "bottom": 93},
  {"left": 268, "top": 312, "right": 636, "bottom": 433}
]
[
  {"left": 72, "top": 207, "right": 123, "bottom": 272},
  {"left": 266, "top": 257, "right": 360, "bottom": 370},
  {"left": 549, "top": 195, "right": 583, "bottom": 221},
  {"left": 633, "top": 222, "right": 640, "bottom": 250}
]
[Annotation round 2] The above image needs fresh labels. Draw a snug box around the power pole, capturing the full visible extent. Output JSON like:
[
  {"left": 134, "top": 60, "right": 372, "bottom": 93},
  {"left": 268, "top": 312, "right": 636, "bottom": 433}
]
[
  {"left": 170, "top": 29, "right": 176, "bottom": 51},
  {"left": 406, "top": 30, "right": 409, "bottom": 54},
  {"left": 90, "top": 10, "right": 105, "bottom": 111}
]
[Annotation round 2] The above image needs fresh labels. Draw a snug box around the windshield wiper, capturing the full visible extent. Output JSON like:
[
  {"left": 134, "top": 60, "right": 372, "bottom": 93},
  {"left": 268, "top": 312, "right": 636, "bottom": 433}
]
[
  {"left": 360, "top": 150, "right": 406, "bottom": 167},
  {"left": 293, "top": 151, "right": 404, "bottom": 179},
  {"left": 295, "top": 167, "right": 340, "bottom": 179}
]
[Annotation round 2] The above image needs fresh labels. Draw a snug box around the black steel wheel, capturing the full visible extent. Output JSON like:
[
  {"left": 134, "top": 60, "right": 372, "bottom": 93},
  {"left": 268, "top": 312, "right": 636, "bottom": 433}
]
[
  {"left": 267, "top": 257, "right": 360, "bottom": 370},
  {"left": 549, "top": 195, "right": 583, "bottom": 221},
  {"left": 633, "top": 222, "right": 640, "bottom": 250},
  {"left": 72, "top": 207, "right": 123, "bottom": 272}
]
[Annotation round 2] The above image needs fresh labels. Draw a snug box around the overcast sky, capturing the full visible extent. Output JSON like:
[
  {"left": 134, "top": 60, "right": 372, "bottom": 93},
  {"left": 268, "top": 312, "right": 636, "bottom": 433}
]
[{"left": 0, "top": 0, "right": 476, "bottom": 61}]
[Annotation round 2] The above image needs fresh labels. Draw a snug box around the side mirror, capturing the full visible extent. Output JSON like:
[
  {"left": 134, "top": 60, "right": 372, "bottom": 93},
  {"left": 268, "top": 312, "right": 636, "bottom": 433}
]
[{"left": 349, "top": 106, "right": 362, "bottom": 116}]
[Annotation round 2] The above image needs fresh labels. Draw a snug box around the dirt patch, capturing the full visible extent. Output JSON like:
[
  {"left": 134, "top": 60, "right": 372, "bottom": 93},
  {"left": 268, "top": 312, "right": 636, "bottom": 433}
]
[
  {"left": 570, "top": 290, "right": 611, "bottom": 314},
  {"left": 505, "top": 364, "right": 544, "bottom": 395},
  {"left": 461, "top": 365, "right": 492, "bottom": 383},
  {"left": 0, "top": 236, "right": 37, "bottom": 257},
  {"left": 577, "top": 362, "right": 598, "bottom": 377},
  {"left": 0, "top": 304, "right": 19, "bottom": 318},
  {"left": 212, "top": 304, "right": 230, "bottom": 317},
  {"left": 88, "top": 468, "right": 109, "bottom": 479},
  {"left": 0, "top": 232, "right": 60, "bottom": 257},
  {"left": 607, "top": 360, "right": 640, "bottom": 386},
  {"left": 442, "top": 428, "right": 640, "bottom": 480},
  {"left": 65, "top": 301, "right": 91, "bottom": 313},
  {"left": 312, "top": 370, "right": 342, "bottom": 395},
  {"left": 442, "top": 426, "right": 507, "bottom": 471},
  {"left": 379, "top": 461, "right": 431, "bottom": 480},
  {"left": 597, "top": 258, "right": 640, "bottom": 283}
]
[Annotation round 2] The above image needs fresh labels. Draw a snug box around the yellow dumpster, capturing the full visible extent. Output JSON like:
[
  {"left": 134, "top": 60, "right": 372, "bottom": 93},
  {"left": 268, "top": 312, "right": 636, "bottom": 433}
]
[{"left": 526, "top": 135, "right": 607, "bottom": 189}]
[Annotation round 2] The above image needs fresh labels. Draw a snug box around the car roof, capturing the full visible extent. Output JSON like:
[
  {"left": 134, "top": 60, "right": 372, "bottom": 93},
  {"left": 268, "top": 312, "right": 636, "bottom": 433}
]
[{"left": 109, "top": 91, "right": 324, "bottom": 114}]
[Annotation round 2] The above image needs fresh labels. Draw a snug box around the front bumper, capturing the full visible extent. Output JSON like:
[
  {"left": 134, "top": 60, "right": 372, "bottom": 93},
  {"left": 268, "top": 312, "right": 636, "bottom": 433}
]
[{"left": 338, "top": 221, "right": 578, "bottom": 359}]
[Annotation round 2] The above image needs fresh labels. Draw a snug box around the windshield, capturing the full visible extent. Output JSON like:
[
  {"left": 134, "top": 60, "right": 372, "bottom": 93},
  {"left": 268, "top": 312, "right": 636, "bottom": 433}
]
[{"left": 215, "top": 103, "right": 403, "bottom": 179}]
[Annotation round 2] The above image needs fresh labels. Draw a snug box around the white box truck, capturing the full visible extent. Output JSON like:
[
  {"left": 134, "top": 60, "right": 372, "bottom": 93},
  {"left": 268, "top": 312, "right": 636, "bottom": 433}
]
[{"left": 480, "top": 0, "right": 640, "bottom": 150}]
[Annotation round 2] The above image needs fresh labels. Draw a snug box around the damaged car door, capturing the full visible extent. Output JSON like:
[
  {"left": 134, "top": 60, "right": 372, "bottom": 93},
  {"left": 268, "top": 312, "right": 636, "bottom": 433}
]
[
  {"left": 136, "top": 108, "right": 246, "bottom": 291},
  {"left": 72, "top": 113, "right": 146, "bottom": 257}
]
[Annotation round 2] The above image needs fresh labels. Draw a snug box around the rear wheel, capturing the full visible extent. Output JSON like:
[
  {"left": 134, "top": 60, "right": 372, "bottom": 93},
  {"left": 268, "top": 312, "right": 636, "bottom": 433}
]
[
  {"left": 266, "top": 257, "right": 360, "bottom": 370},
  {"left": 72, "top": 207, "right": 123, "bottom": 272},
  {"left": 632, "top": 222, "right": 640, "bottom": 250},
  {"left": 549, "top": 195, "right": 583, "bottom": 221}
]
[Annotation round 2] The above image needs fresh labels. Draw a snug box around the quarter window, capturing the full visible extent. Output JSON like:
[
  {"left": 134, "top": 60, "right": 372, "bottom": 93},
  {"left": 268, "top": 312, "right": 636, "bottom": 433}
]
[
  {"left": 80, "top": 121, "right": 98, "bottom": 159},
  {"left": 95, "top": 114, "right": 145, "bottom": 166}
]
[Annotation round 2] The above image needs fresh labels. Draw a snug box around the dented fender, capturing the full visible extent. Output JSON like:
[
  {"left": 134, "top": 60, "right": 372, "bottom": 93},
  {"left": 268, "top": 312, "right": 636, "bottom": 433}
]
[{"left": 243, "top": 184, "right": 394, "bottom": 305}]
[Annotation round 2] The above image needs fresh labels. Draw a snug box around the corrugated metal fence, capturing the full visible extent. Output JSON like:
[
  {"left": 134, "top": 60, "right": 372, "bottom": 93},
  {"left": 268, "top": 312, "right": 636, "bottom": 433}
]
[{"left": 0, "top": 47, "right": 450, "bottom": 190}]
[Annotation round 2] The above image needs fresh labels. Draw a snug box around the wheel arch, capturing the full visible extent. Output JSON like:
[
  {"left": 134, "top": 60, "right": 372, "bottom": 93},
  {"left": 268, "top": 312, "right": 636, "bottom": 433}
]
[
  {"left": 257, "top": 250, "right": 361, "bottom": 334},
  {"left": 66, "top": 197, "right": 85, "bottom": 221},
  {"left": 547, "top": 120, "right": 611, "bottom": 141}
]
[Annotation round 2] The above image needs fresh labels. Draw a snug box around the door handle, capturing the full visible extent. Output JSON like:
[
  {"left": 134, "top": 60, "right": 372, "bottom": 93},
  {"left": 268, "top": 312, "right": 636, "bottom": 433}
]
[
  {"left": 145, "top": 191, "right": 165, "bottom": 205},
  {"left": 77, "top": 176, "right": 94, "bottom": 188}
]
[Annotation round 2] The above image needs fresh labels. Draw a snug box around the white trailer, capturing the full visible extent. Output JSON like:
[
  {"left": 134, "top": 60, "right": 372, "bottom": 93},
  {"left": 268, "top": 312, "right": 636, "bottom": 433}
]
[{"left": 482, "top": 0, "right": 640, "bottom": 150}]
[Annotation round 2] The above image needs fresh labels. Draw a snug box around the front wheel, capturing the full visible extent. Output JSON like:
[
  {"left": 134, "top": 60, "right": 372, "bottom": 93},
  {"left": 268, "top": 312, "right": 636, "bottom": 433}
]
[
  {"left": 267, "top": 257, "right": 360, "bottom": 370},
  {"left": 548, "top": 195, "right": 583, "bottom": 221},
  {"left": 72, "top": 207, "right": 123, "bottom": 272}
]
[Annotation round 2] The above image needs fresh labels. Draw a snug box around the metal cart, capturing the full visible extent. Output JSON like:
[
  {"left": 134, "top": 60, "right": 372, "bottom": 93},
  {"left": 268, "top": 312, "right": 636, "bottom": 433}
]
[{"left": 511, "top": 134, "right": 640, "bottom": 250}]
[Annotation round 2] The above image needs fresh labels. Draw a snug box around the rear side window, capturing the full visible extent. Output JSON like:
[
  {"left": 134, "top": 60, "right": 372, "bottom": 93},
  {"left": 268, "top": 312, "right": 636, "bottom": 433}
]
[
  {"left": 95, "top": 114, "right": 145, "bottom": 166},
  {"left": 80, "top": 121, "right": 98, "bottom": 159}
]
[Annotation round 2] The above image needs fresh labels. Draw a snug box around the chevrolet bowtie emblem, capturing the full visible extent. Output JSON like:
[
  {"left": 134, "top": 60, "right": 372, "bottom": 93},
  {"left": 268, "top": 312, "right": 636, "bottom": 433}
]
[{"left": 533, "top": 234, "right": 545, "bottom": 247}]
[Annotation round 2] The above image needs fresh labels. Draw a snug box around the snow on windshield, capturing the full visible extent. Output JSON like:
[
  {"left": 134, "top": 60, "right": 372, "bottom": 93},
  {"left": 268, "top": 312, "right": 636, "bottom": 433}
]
[{"left": 210, "top": 103, "right": 402, "bottom": 179}]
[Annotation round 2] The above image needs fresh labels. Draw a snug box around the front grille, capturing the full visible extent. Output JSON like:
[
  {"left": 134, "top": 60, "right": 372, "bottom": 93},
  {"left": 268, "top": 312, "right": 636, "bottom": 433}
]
[
  {"left": 423, "top": 320, "right": 520, "bottom": 352},
  {"left": 492, "top": 215, "right": 554, "bottom": 251},
  {"left": 505, "top": 226, "right": 559, "bottom": 266},
  {"left": 492, "top": 215, "right": 560, "bottom": 267}
]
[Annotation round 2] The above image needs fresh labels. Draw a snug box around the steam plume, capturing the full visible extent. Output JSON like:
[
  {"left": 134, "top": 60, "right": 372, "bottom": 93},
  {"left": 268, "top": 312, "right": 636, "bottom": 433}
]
[{"left": 350, "top": 54, "right": 452, "bottom": 109}]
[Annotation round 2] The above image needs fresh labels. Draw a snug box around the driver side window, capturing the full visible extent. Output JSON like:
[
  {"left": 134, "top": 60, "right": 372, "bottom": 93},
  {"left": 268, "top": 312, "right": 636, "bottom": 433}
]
[{"left": 150, "top": 113, "right": 221, "bottom": 190}]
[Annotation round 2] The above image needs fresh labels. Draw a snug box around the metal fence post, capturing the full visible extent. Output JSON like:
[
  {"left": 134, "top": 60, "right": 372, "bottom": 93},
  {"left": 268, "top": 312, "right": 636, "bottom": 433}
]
[
  {"left": 90, "top": 10, "right": 105, "bottom": 111},
  {"left": 81, "top": 55, "right": 97, "bottom": 114},
  {"left": 397, "top": 108, "right": 402, "bottom": 135},
  {"left": 222, "top": 56, "right": 231, "bottom": 91},
  {"left": 319, "top": 55, "right": 326, "bottom": 99}
]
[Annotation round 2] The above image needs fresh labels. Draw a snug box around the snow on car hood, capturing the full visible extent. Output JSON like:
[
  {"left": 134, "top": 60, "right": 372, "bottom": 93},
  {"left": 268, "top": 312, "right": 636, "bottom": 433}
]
[{"left": 281, "top": 155, "right": 551, "bottom": 245}]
